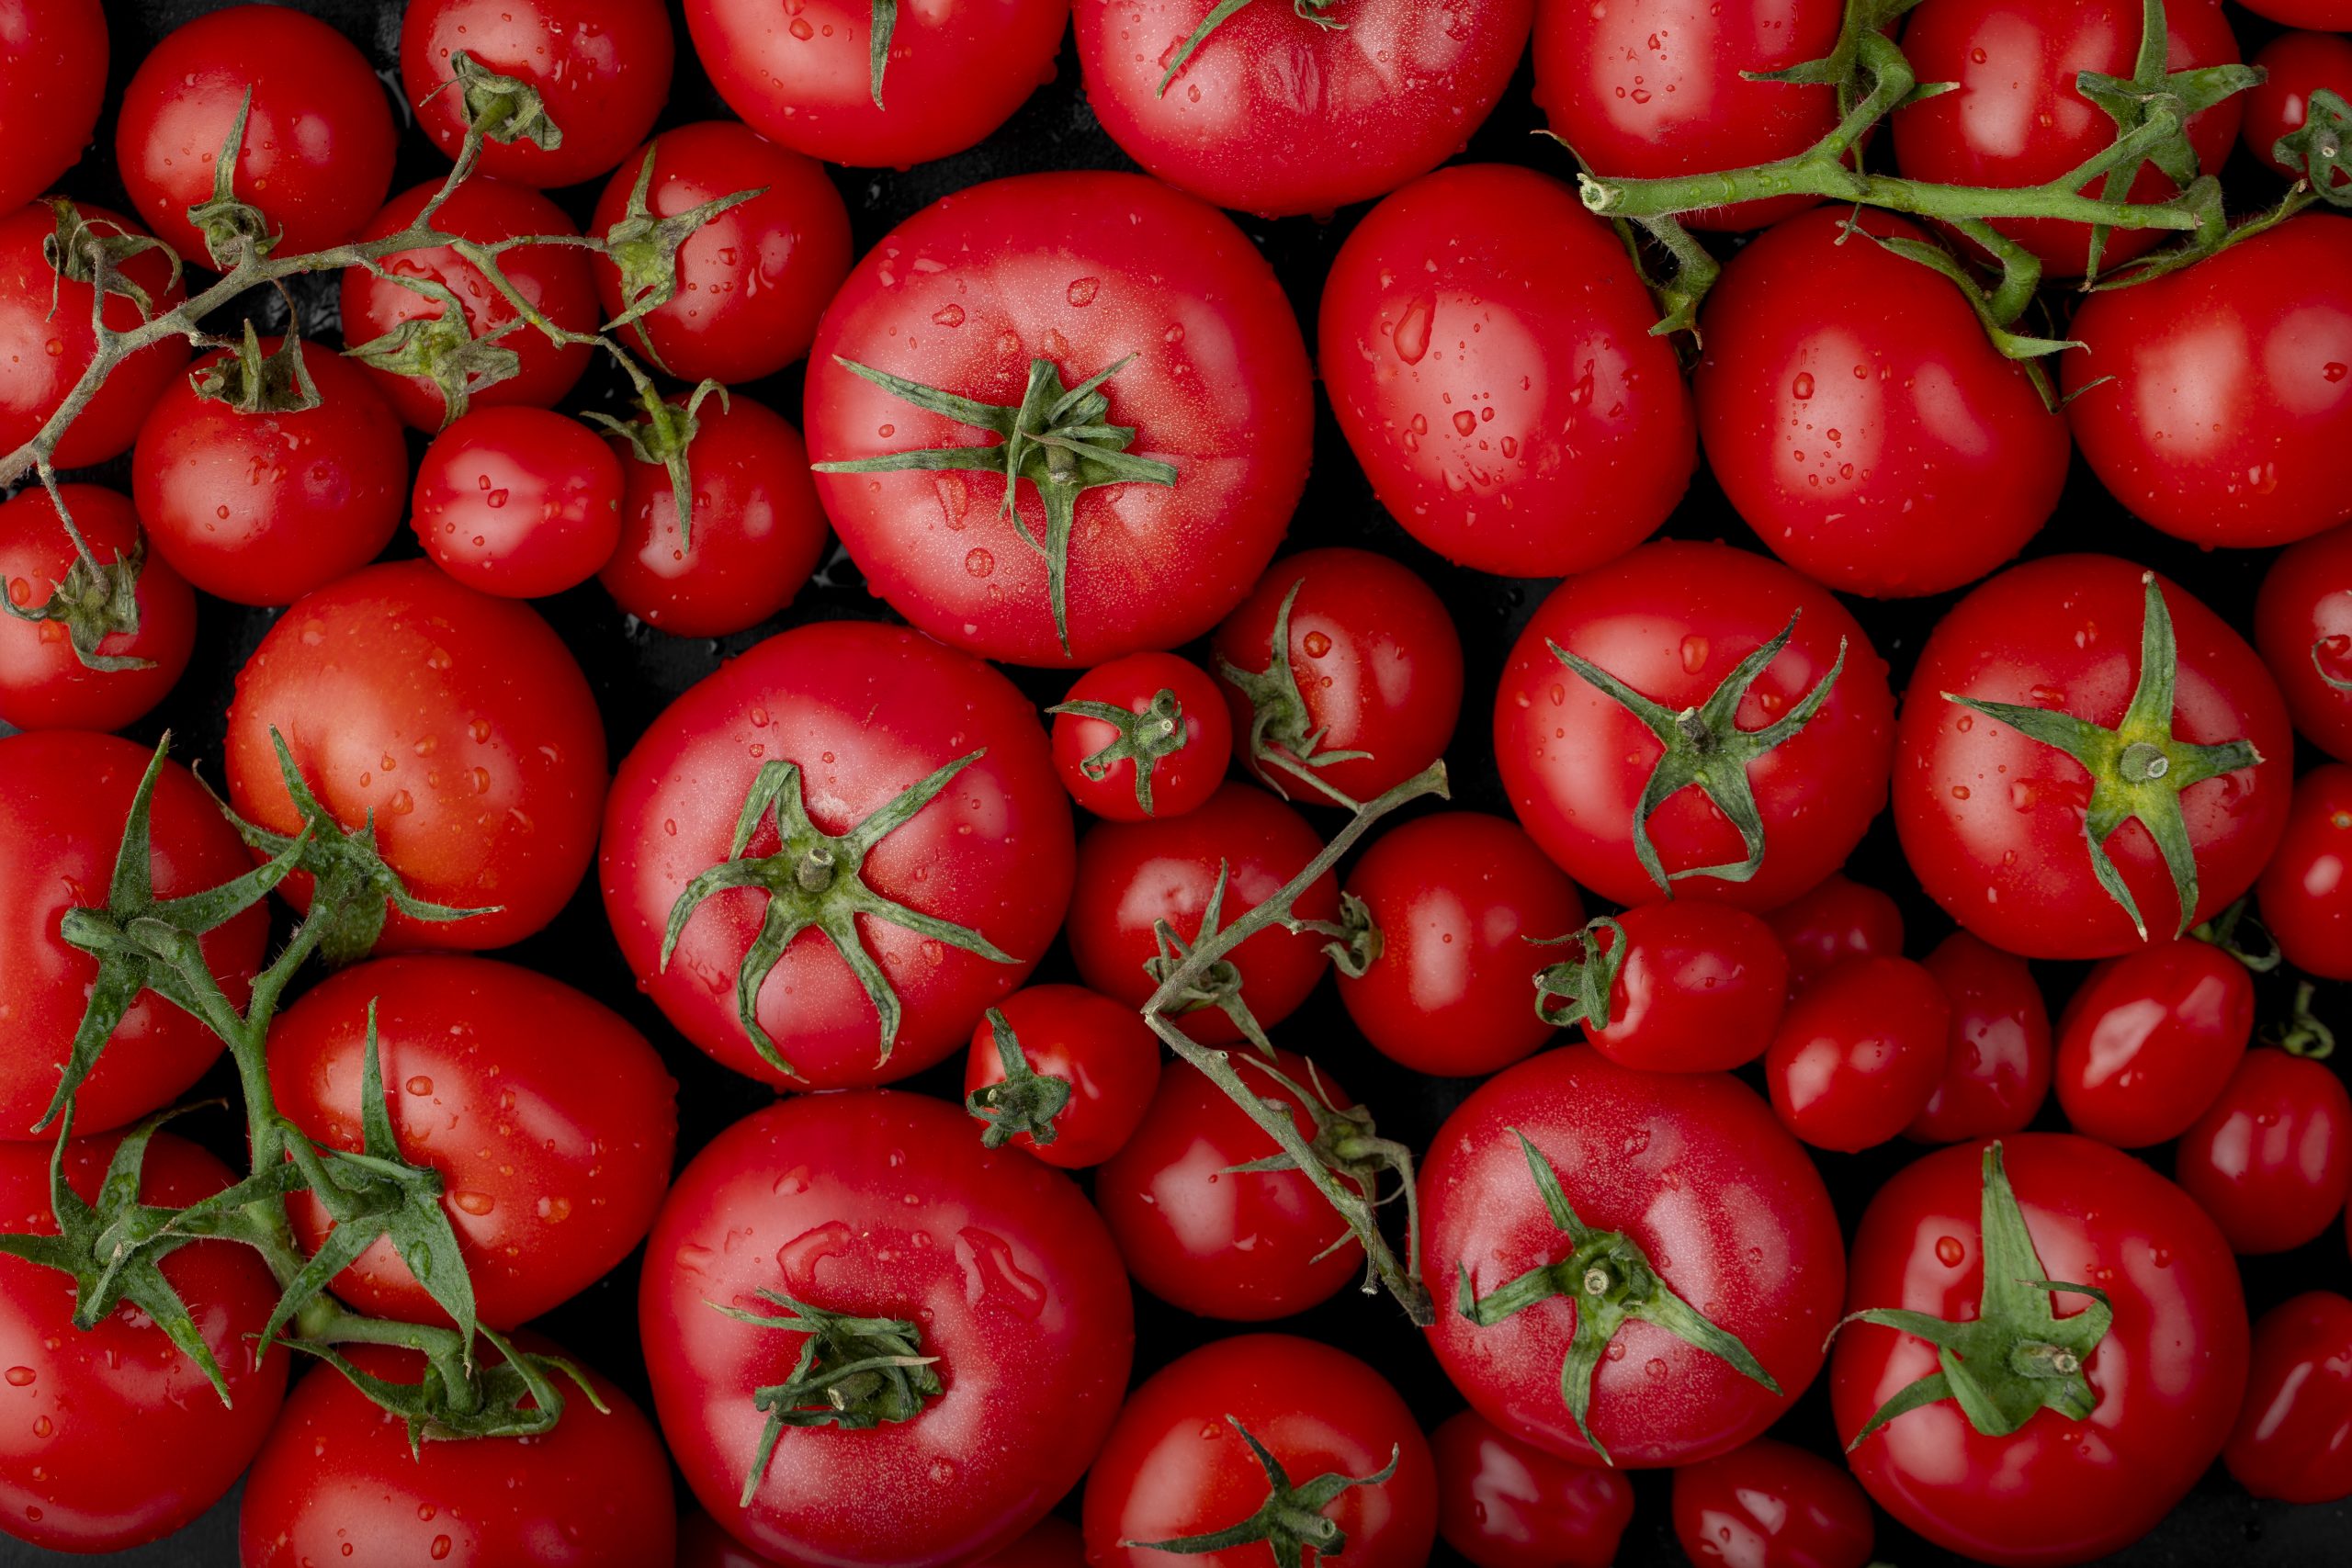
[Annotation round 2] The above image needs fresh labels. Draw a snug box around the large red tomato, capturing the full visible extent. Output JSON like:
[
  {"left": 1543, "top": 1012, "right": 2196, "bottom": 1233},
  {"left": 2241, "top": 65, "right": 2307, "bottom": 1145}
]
[
  {"left": 2260, "top": 763, "right": 2352, "bottom": 979},
  {"left": 2256, "top": 519, "right": 2352, "bottom": 762},
  {"left": 0, "top": 0, "right": 105, "bottom": 212},
  {"left": 0, "top": 201, "right": 187, "bottom": 468},
  {"left": 0, "top": 483, "right": 193, "bottom": 733}
]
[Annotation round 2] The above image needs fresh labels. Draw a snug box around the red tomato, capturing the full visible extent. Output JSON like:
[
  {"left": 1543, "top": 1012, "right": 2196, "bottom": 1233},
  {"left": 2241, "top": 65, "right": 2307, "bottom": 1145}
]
[
  {"left": 2053, "top": 939, "right": 2253, "bottom": 1147},
  {"left": 1907, "top": 931, "right": 2053, "bottom": 1144},
  {"left": 1766, "top": 955, "right": 1951, "bottom": 1153},
  {"left": 602, "top": 620, "right": 1073, "bottom": 1090},
  {"left": 1318, "top": 164, "right": 1695, "bottom": 577},
  {"left": 962, "top": 983, "right": 1161, "bottom": 1169},
  {"left": 1077, "top": 0, "right": 1532, "bottom": 218},
  {"left": 1765, "top": 874, "right": 1904, "bottom": 994},
  {"left": 2224, "top": 1291, "right": 2352, "bottom": 1504},
  {"left": 1894, "top": 557, "right": 2291, "bottom": 959},
  {"left": 1048, "top": 651, "right": 1232, "bottom": 822},
  {"left": 0, "top": 483, "right": 193, "bottom": 732},
  {"left": 412, "top": 406, "right": 625, "bottom": 598},
  {"left": 401, "top": 0, "right": 674, "bottom": 188},
  {"left": 268, "top": 955, "right": 678, "bottom": 1328},
  {"left": 225, "top": 558, "right": 609, "bottom": 953},
  {"left": 2176, "top": 1049, "right": 2352, "bottom": 1255},
  {"left": 640, "top": 1091, "right": 1131, "bottom": 1568},
  {"left": 0, "top": 200, "right": 187, "bottom": 468},
  {"left": 2256, "top": 519, "right": 2352, "bottom": 761},
  {"left": 1495, "top": 540, "right": 1895, "bottom": 911},
  {"left": 1423, "top": 1046, "right": 1845, "bottom": 1467},
  {"left": 1082, "top": 1334, "right": 1438, "bottom": 1568},
  {"left": 0, "top": 1132, "right": 286, "bottom": 1552},
  {"left": 2243, "top": 31, "right": 2352, "bottom": 181},
  {"left": 806, "top": 171, "right": 1311, "bottom": 668},
  {"left": 0, "top": 0, "right": 106, "bottom": 212},
  {"left": 590, "top": 121, "right": 853, "bottom": 385},
  {"left": 2233, "top": 0, "right": 2352, "bottom": 33},
  {"left": 0, "top": 731, "right": 264, "bottom": 1139},
  {"left": 1670, "top": 1438, "right": 1876, "bottom": 1568},
  {"left": 1431, "top": 1409, "right": 1633, "bottom": 1568},
  {"left": 2261, "top": 764, "right": 2352, "bottom": 979},
  {"left": 1574, "top": 900, "right": 1791, "bottom": 1075}
]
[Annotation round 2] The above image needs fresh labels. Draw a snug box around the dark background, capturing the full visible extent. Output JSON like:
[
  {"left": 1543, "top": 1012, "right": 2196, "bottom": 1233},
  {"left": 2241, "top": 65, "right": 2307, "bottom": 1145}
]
[{"left": 7, "top": 0, "right": 2352, "bottom": 1562}]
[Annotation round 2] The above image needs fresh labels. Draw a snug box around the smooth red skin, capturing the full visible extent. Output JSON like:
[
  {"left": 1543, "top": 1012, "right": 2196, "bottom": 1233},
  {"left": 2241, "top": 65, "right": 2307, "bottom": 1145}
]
[
  {"left": 1697, "top": 208, "right": 2066, "bottom": 597},
  {"left": 2176, "top": 1049, "right": 2352, "bottom": 1255},
  {"left": 133, "top": 338, "right": 406, "bottom": 606},
  {"left": 962, "top": 983, "right": 1162, "bottom": 1169},
  {"left": 1833, "top": 1134, "right": 2247, "bottom": 1567},
  {"left": 2063, "top": 216, "right": 2352, "bottom": 548},
  {"left": 1431, "top": 1409, "right": 1633, "bottom": 1568},
  {"left": 402, "top": 0, "right": 674, "bottom": 189},
  {"left": 2258, "top": 521, "right": 2352, "bottom": 762},
  {"left": 599, "top": 391, "right": 827, "bottom": 637},
  {"left": 808, "top": 172, "right": 1312, "bottom": 668},
  {"left": 2053, "top": 939, "right": 2253, "bottom": 1147},
  {"left": 1906, "top": 931, "right": 2053, "bottom": 1144},
  {"left": 0, "top": 732, "right": 263, "bottom": 1139},
  {"left": 1337, "top": 812, "right": 1584, "bottom": 1077},
  {"left": 225, "top": 559, "right": 609, "bottom": 953},
  {"left": 1319, "top": 164, "right": 1695, "bottom": 578},
  {"left": 0, "top": 200, "right": 187, "bottom": 468},
  {"left": 240, "top": 1344, "right": 674, "bottom": 1568},
  {"left": 1095, "top": 1047, "right": 1363, "bottom": 1321},
  {"left": 979, "top": 1517, "right": 1085, "bottom": 1567},
  {"left": 1083, "top": 1335, "right": 1439, "bottom": 1568},
  {"left": 1212, "top": 547, "right": 1464, "bottom": 804},
  {"left": 0, "top": 0, "right": 105, "bottom": 212},
  {"left": 1078, "top": 0, "right": 1532, "bottom": 219},
  {"left": 602, "top": 620, "right": 1073, "bottom": 1090},
  {"left": 1767, "top": 956, "right": 1951, "bottom": 1153},
  {"left": 2225, "top": 1291, "right": 2352, "bottom": 1504},
  {"left": 642, "top": 1092, "right": 1131, "bottom": 1568},
  {"left": 2245, "top": 32, "right": 2352, "bottom": 180},
  {"left": 1068, "top": 781, "right": 1338, "bottom": 1044},
  {"left": 1670, "top": 1438, "right": 1875, "bottom": 1568},
  {"left": 413, "top": 406, "right": 625, "bottom": 597},
  {"left": 0, "top": 1134, "right": 285, "bottom": 1553},
  {"left": 1422, "top": 1047, "right": 1845, "bottom": 1468},
  {"left": 1895, "top": 555, "right": 2292, "bottom": 959},
  {"left": 1766, "top": 874, "right": 1904, "bottom": 994},
  {"left": 1051, "top": 651, "right": 1233, "bottom": 823},
  {"left": 2261, "top": 763, "right": 2352, "bottom": 979},
  {"left": 267, "top": 955, "right": 678, "bottom": 1329},
  {"left": 1891, "top": 0, "right": 2242, "bottom": 276},
  {"left": 1583, "top": 900, "right": 1791, "bottom": 1075},
  {"left": 590, "top": 121, "right": 853, "bottom": 385},
  {"left": 339, "top": 178, "right": 598, "bottom": 431},
  {"left": 1495, "top": 541, "right": 1895, "bottom": 911},
  {"left": 0, "top": 484, "right": 192, "bottom": 731}
]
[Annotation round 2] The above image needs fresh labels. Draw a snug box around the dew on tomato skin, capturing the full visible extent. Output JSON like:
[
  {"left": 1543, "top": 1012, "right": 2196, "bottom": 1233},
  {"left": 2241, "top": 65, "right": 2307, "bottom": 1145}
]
[
  {"left": 405, "top": 1076, "right": 435, "bottom": 1096},
  {"left": 451, "top": 1190, "right": 495, "bottom": 1216},
  {"left": 1936, "top": 1235, "right": 1967, "bottom": 1267},
  {"left": 3, "top": 1368, "right": 31, "bottom": 1386},
  {"left": 2328, "top": 363, "right": 2348, "bottom": 383},
  {"left": 1644, "top": 1357, "right": 1669, "bottom": 1382},
  {"left": 1604, "top": 1340, "right": 1626, "bottom": 1361},
  {"left": 1792, "top": 372, "right": 1815, "bottom": 400}
]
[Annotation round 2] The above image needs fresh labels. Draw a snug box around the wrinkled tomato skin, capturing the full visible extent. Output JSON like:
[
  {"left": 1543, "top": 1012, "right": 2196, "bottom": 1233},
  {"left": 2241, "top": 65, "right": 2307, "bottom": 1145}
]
[
  {"left": 1670, "top": 1437, "right": 1877, "bottom": 1568},
  {"left": 1319, "top": 164, "right": 1695, "bottom": 578},
  {"left": 2244, "top": 31, "right": 2352, "bottom": 180},
  {"left": 1766, "top": 874, "right": 1904, "bottom": 993},
  {"left": 2176, "top": 1049, "right": 2352, "bottom": 1255},
  {"left": 1050, "top": 651, "right": 1231, "bottom": 823},
  {"left": 1431, "top": 1409, "right": 1633, "bottom": 1568},
  {"left": 0, "top": 0, "right": 106, "bottom": 212},
  {"left": 2225, "top": 1291, "right": 2352, "bottom": 1504},
  {"left": 1583, "top": 899, "right": 1791, "bottom": 1075},
  {"left": 1766, "top": 956, "right": 1951, "bottom": 1153},
  {"left": 1895, "top": 556, "right": 2292, "bottom": 959},
  {"left": 2053, "top": 939, "right": 2253, "bottom": 1148},
  {"left": 0, "top": 200, "right": 187, "bottom": 468},
  {"left": 0, "top": 484, "right": 193, "bottom": 732},
  {"left": 2261, "top": 763, "right": 2352, "bottom": 979},
  {"left": 2257, "top": 521, "right": 2352, "bottom": 762},
  {"left": 962, "top": 983, "right": 1161, "bottom": 1169},
  {"left": 1422, "top": 1046, "right": 1845, "bottom": 1467},
  {"left": 1906, "top": 931, "right": 2053, "bottom": 1144},
  {"left": 1833, "top": 1134, "right": 2248, "bottom": 1567},
  {"left": 641, "top": 1092, "right": 1131, "bottom": 1568},
  {"left": 412, "top": 407, "right": 626, "bottom": 598}
]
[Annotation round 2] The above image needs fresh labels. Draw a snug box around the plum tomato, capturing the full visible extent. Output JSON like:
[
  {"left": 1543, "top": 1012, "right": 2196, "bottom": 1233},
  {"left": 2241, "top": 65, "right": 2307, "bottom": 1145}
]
[
  {"left": 1906, "top": 932, "right": 2053, "bottom": 1145},
  {"left": 1047, "top": 650, "right": 1232, "bottom": 822},
  {"left": 0, "top": 483, "right": 193, "bottom": 733},
  {"left": 2225, "top": 1291, "right": 2352, "bottom": 1505},
  {"left": 2261, "top": 764, "right": 2352, "bottom": 979},
  {"left": 2244, "top": 30, "right": 2352, "bottom": 182},
  {"left": 962, "top": 982, "right": 1161, "bottom": 1169},
  {"left": 1670, "top": 1437, "right": 1877, "bottom": 1568},
  {"left": 1431, "top": 1408, "right": 1633, "bottom": 1568},
  {"left": 1766, "top": 955, "right": 1951, "bottom": 1154},
  {"left": 2053, "top": 938, "right": 2254, "bottom": 1147},
  {"left": 1548, "top": 899, "right": 1790, "bottom": 1075},
  {"left": 1766, "top": 873, "right": 1904, "bottom": 994},
  {"left": 0, "top": 200, "right": 187, "bottom": 468},
  {"left": 412, "top": 406, "right": 626, "bottom": 598},
  {"left": 2256, "top": 519, "right": 2352, "bottom": 762},
  {"left": 2176, "top": 1048, "right": 2352, "bottom": 1255},
  {"left": 0, "top": 0, "right": 106, "bottom": 212}
]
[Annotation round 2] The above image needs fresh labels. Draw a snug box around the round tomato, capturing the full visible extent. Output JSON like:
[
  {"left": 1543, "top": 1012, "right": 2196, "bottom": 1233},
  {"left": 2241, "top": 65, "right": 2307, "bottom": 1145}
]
[
  {"left": 2256, "top": 519, "right": 2352, "bottom": 761},
  {"left": 641, "top": 1091, "right": 1131, "bottom": 1567},
  {"left": 1318, "top": 164, "right": 1694, "bottom": 577},
  {"left": 0, "top": 0, "right": 105, "bottom": 212},
  {"left": 2225, "top": 1291, "right": 2352, "bottom": 1505},
  {"left": 963, "top": 982, "right": 1161, "bottom": 1169},
  {"left": 412, "top": 406, "right": 625, "bottom": 598},
  {"left": 225, "top": 558, "right": 609, "bottom": 953},
  {"left": 2244, "top": 30, "right": 2352, "bottom": 181},
  {"left": 0, "top": 200, "right": 187, "bottom": 468},
  {"left": 2054, "top": 938, "right": 2254, "bottom": 1147},
  {"left": 1766, "top": 874, "right": 1904, "bottom": 993},
  {"left": 1766, "top": 955, "right": 1951, "bottom": 1153},
  {"left": 2262, "top": 764, "right": 2352, "bottom": 979},
  {"left": 1569, "top": 899, "right": 1791, "bottom": 1075},
  {"left": 1670, "top": 1438, "right": 1876, "bottom": 1568},
  {"left": 1906, "top": 931, "right": 2053, "bottom": 1144},
  {"left": 0, "top": 483, "right": 193, "bottom": 732},
  {"left": 1048, "top": 650, "right": 1232, "bottom": 822},
  {"left": 2176, "top": 1048, "right": 2352, "bottom": 1255},
  {"left": 1495, "top": 540, "right": 1894, "bottom": 911},
  {"left": 1431, "top": 1409, "right": 1632, "bottom": 1568},
  {"left": 806, "top": 171, "right": 1311, "bottom": 667},
  {"left": 602, "top": 620, "right": 1073, "bottom": 1090}
]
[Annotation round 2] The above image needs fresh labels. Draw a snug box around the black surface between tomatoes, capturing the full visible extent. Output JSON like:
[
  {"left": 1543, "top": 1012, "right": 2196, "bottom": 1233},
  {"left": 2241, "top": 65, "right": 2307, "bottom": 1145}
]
[{"left": 6, "top": 0, "right": 2352, "bottom": 1564}]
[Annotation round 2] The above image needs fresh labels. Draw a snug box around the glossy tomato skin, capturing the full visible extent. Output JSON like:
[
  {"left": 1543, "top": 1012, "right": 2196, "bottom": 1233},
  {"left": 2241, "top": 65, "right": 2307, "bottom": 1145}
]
[
  {"left": 2244, "top": 31, "right": 2352, "bottom": 180},
  {"left": 1767, "top": 956, "right": 1951, "bottom": 1153},
  {"left": 1834, "top": 1134, "right": 2248, "bottom": 1566},
  {"left": 962, "top": 983, "right": 1161, "bottom": 1169},
  {"left": 0, "top": 484, "right": 192, "bottom": 732},
  {"left": 1895, "top": 556, "right": 2292, "bottom": 958},
  {"left": 1906, "top": 931, "right": 2052, "bottom": 1143},
  {"left": 2176, "top": 1049, "right": 2352, "bottom": 1255},
  {"left": 1431, "top": 1409, "right": 1633, "bottom": 1568},
  {"left": 1079, "top": 0, "right": 1532, "bottom": 218},
  {"left": 267, "top": 955, "right": 678, "bottom": 1328},
  {"left": 0, "top": 1133, "right": 285, "bottom": 1553},
  {"left": 808, "top": 172, "right": 1310, "bottom": 667},
  {"left": 1670, "top": 1438, "right": 1876, "bottom": 1568},
  {"left": 1766, "top": 874, "right": 1904, "bottom": 993},
  {"left": 1083, "top": 1334, "right": 1438, "bottom": 1568},
  {"left": 0, "top": 200, "right": 187, "bottom": 468},
  {"left": 603, "top": 620, "right": 1073, "bottom": 1089},
  {"left": 0, "top": 731, "right": 264, "bottom": 1139},
  {"left": 0, "top": 0, "right": 105, "bottom": 211},
  {"left": 2054, "top": 939, "right": 2253, "bottom": 1147},
  {"left": 1496, "top": 541, "right": 1895, "bottom": 910},
  {"left": 2257, "top": 521, "right": 2352, "bottom": 761},
  {"left": 1050, "top": 651, "right": 1232, "bottom": 822},
  {"left": 1582, "top": 900, "right": 1791, "bottom": 1074},
  {"left": 1338, "top": 812, "right": 1583, "bottom": 1077},
  {"left": 412, "top": 406, "right": 625, "bottom": 597},
  {"left": 642, "top": 1092, "right": 1131, "bottom": 1567},
  {"left": 1423, "top": 1046, "right": 1845, "bottom": 1467},
  {"left": 225, "top": 559, "right": 609, "bottom": 953},
  {"left": 2225, "top": 1291, "right": 2352, "bottom": 1504},
  {"left": 1319, "top": 164, "right": 1694, "bottom": 577},
  {"left": 2261, "top": 763, "right": 2352, "bottom": 978}
]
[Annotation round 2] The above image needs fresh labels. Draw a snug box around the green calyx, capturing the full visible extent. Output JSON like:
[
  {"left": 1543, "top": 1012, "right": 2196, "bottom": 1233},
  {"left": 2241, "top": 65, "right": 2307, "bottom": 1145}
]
[
  {"left": 1227, "top": 1053, "right": 1421, "bottom": 1292},
  {"left": 867, "top": 2, "right": 899, "bottom": 107},
  {"left": 1158, "top": 0, "right": 1345, "bottom": 97},
  {"left": 42, "top": 197, "right": 181, "bottom": 320},
  {"left": 185, "top": 88, "right": 279, "bottom": 270},
  {"left": 343, "top": 270, "right": 523, "bottom": 430},
  {"left": 964, "top": 1008, "right": 1074, "bottom": 1149},
  {"left": 1044, "top": 686, "right": 1193, "bottom": 817},
  {"left": 1529, "top": 916, "right": 1629, "bottom": 1032},
  {"left": 585, "top": 378, "right": 727, "bottom": 551},
  {"left": 1456, "top": 1131, "right": 1781, "bottom": 1466},
  {"left": 193, "top": 319, "right": 322, "bottom": 416},
  {"left": 1123, "top": 1417, "right": 1397, "bottom": 1568},
  {"left": 441, "top": 51, "right": 563, "bottom": 155},
  {"left": 2269, "top": 980, "right": 2337, "bottom": 1061},
  {"left": 1, "top": 521, "right": 155, "bottom": 675},
  {"left": 598, "top": 142, "right": 766, "bottom": 371},
  {"left": 283, "top": 1327, "right": 599, "bottom": 1451},
  {"left": 1142, "top": 860, "right": 1280, "bottom": 1055},
  {"left": 1216, "top": 578, "right": 1374, "bottom": 809},
  {"left": 2277, "top": 89, "right": 2352, "bottom": 206},
  {"left": 710, "top": 1291, "right": 944, "bottom": 1506}
]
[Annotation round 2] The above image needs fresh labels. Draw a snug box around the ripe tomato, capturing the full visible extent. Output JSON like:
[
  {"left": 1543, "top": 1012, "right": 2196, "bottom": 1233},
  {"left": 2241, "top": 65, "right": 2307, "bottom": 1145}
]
[
  {"left": 1048, "top": 650, "right": 1232, "bottom": 822},
  {"left": 602, "top": 620, "right": 1073, "bottom": 1090},
  {"left": 225, "top": 558, "right": 609, "bottom": 953},
  {"left": 2053, "top": 938, "right": 2253, "bottom": 1147},
  {"left": 0, "top": 200, "right": 187, "bottom": 468},
  {"left": 268, "top": 955, "right": 678, "bottom": 1328},
  {"left": 0, "top": 731, "right": 264, "bottom": 1139},
  {"left": 2244, "top": 30, "right": 2352, "bottom": 181},
  {"left": 1894, "top": 557, "right": 2291, "bottom": 958},
  {"left": 412, "top": 406, "right": 625, "bottom": 598},
  {"left": 1338, "top": 812, "right": 1583, "bottom": 1077},
  {"left": 402, "top": 0, "right": 674, "bottom": 189},
  {"left": 2261, "top": 764, "right": 2352, "bottom": 979},
  {"left": 0, "top": 1132, "right": 286, "bottom": 1552},
  {"left": 1765, "top": 874, "right": 1903, "bottom": 993},
  {"left": 1077, "top": 0, "right": 1532, "bottom": 218},
  {"left": 0, "top": 0, "right": 106, "bottom": 212},
  {"left": 806, "top": 171, "right": 1311, "bottom": 667},
  {"left": 1766, "top": 955, "right": 1951, "bottom": 1153},
  {"left": 1082, "top": 1334, "right": 1438, "bottom": 1568},
  {"left": 1431, "top": 1409, "right": 1633, "bottom": 1568},
  {"left": 1569, "top": 899, "right": 1791, "bottom": 1075},
  {"left": 641, "top": 1091, "right": 1131, "bottom": 1567},
  {"left": 1697, "top": 208, "right": 2066, "bottom": 597},
  {"left": 1906, "top": 931, "right": 2053, "bottom": 1144},
  {"left": 1423, "top": 1046, "right": 1844, "bottom": 1467},
  {"left": 2224, "top": 1291, "right": 2352, "bottom": 1505},
  {"left": 1670, "top": 1438, "right": 1876, "bottom": 1568},
  {"left": 590, "top": 121, "right": 853, "bottom": 386},
  {"left": 962, "top": 983, "right": 1161, "bottom": 1169},
  {"left": 2176, "top": 1049, "right": 2352, "bottom": 1255},
  {"left": 1495, "top": 540, "right": 1894, "bottom": 911},
  {"left": 2256, "top": 519, "right": 2352, "bottom": 761},
  {"left": 0, "top": 483, "right": 193, "bottom": 732},
  {"left": 1318, "top": 164, "right": 1694, "bottom": 577}
]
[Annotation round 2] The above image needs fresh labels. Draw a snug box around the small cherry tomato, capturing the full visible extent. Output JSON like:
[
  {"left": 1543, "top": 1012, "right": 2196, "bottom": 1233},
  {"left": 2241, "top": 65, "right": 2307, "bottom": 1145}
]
[
  {"left": 2244, "top": 31, "right": 2352, "bottom": 182},
  {"left": 1048, "top": 651, "right": 1232, "bottom": 822},
  {"left": 1767, "top": 955, "right": 1951, "bottom": 1152},
  {"left": 1767, "top": 874, "right": 1905, "bottom": 993},
  {"left": 1670, "top": 1437, "right": 1877, "bottom": 1568},
  {"left": 963, "top": 983, "right": 1161, "bottom": 1169},
  {"left": 2054, "top": 939, "right": 2254, "bottom": 1147},
  {"left": 2257, "top": 520, "right": 2352, "bottom": 762},
  {"left": 0, "top": 0, "right": 107, "bottom": 213},
  {"left": 412, "top": 407, "right": 625, "bottom": 597},
  {"left": 1906, "top": 931, "right": 2052, "bottom": 1144},
  {"left": 0, "top": 484, "right": 193, "bottom": 733},
  {"left": 1563, "top": 899, "right": 1791, "bottom": 1075},
  {"left": 2260, "top": 763, "right": 2352, "bottom": 980},
  {"left": 2225, "top": 1291, "right": 2352, "bottom": 1505},
  {"left": 1431, "top": 1409, "right": 1633, "bottom": 1568},
  {"left": 2176, "top": 1048, "right": 2352, "bottom": 1255},
  {"left": 0, "top": 201, "right": 188, "bottom": 468}
]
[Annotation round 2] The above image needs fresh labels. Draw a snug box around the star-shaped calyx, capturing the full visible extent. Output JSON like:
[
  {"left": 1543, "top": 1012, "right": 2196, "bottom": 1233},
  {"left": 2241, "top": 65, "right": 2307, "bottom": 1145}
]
[{"left": 1124, "top": 1416, "right": 1397, "bottom": 1568}]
